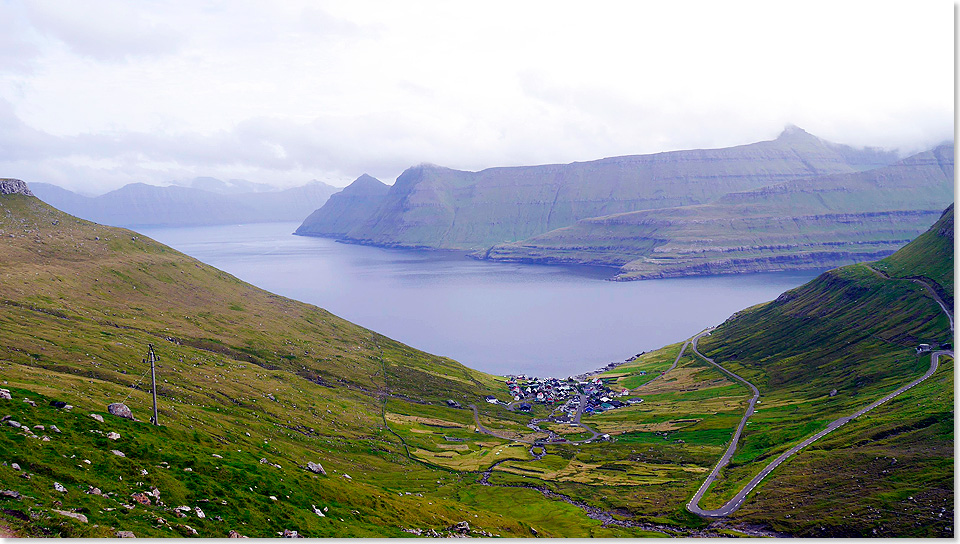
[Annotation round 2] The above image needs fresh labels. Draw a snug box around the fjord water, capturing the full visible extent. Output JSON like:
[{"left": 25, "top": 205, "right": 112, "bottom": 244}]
[{"left": 139, "top": 222, "right": 821, "bottom": 377}]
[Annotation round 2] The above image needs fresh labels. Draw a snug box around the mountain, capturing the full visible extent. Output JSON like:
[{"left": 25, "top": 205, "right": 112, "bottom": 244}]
[
  {"left": 294, "top": 174, "right": 390, "bottom": 238},
  {"left": 29, "top": 180, "right": 339, "bottom": 228},
  {"left": 481, "top": 144, "right": 954, "bottom": 279},
  {"left": 295, "top": 127, "right": 899, "bottom": 250}
]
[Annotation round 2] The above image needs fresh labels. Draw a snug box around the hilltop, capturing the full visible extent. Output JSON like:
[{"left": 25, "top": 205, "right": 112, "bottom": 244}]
[{"left": 296, "top": 127, "right": 899, "bottom": 250}]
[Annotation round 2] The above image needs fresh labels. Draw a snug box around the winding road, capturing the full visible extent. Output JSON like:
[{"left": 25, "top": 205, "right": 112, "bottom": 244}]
[
  {"left": 685, "top": 329, "right": 761, "bottom": 517},
  {"left": 687, "top": 269, "right": 954, "bottom": 517},
  {"left": 468, "top": 404, "right": 601, "bottom": 445}
]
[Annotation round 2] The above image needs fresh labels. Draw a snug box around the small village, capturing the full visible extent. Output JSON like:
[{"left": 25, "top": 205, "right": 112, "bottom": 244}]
[{"left": 482, "top": 351, "right": 650, "bottom": 428}]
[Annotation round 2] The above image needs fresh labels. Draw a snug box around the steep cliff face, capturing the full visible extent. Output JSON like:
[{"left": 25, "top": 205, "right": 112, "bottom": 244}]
[
  {"left": 29, "top": 180, "right": 338, "bottom": 227},
  {"left": 334, "top": 128, "right": 899, "bottom": 249},
  {"left": 294, "top": 174, "right": 389, "bottom": 237},
  {"left": 480, "top": 144, "right": 954, "bottom": 279}
]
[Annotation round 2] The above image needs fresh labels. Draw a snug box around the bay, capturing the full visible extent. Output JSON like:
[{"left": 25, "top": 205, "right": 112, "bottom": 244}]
[{"left": 138, "top": 222, "right": 822, "bottom": 377}]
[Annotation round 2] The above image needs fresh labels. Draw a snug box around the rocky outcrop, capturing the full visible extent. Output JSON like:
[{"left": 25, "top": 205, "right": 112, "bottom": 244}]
[
  {"left": 0, "top": 179, "right": 33, "bottom": 196},
  {"left": 321, "top": 128, "right": 900, "bottom": 250}
]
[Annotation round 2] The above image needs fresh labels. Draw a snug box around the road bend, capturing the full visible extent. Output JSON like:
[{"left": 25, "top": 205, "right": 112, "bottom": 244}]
[
  {"left": 687, "top": 342, "right": 954, "bottom": 518},
  {"left": 687, "top": 266, "right": 955, "bottom": 517},
  {"left": 685, "top": 328, "right": 761, "bottom": 517}
]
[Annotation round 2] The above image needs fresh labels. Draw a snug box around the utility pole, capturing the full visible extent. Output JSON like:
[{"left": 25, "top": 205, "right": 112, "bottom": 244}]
[{"left": 148, "top": 344, "right": 159, "bottom": 426}]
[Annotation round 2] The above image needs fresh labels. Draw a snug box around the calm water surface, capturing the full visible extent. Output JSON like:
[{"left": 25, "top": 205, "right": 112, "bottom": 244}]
[{"left": 138, "top": 222, "right": 821, "bottom": 377}]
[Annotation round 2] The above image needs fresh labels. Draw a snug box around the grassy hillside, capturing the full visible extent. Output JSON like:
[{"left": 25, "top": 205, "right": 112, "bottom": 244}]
[
  {"left": 0, "top": 192, "right": 757, "bottom": 538},
  {"left": 0, "top": 194, "right": 592, "bottom": 537},
  {"left": 688, "top": 205, "right": 954, "bottom": 536}
]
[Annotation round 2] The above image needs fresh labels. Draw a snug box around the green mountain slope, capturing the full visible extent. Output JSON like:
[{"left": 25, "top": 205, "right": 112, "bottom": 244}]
[
  {"left": 0, "top": 189, "right": 568, "bottom": 537},
  {"left": 301, "top": 127, "right": 898, "bottom": 250},
  {"left": 684, "top": 205, "right": 954, "bottom": 536},
  {"left": 294, "top": 174, "right": 389, "bottom": 238},
  {"left": 481, "top": 144, "right": 953, "bottom": 279}
]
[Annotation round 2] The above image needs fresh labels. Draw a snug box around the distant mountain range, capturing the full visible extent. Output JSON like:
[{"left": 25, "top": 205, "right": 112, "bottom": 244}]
[
  {"left": 295, "top": 127, "right": 952, "bottom": 278},
  {"left": 296, "top": 126, "right": 901, "bottom": 250},
  {"left": 29, "top": 179, "right": 339, "bottom": 228}
]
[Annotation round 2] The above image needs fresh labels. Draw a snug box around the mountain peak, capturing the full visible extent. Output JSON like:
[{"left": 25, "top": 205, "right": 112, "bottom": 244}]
[
  {"left": 340, "top": 174, "right": 389, "bottom": 196},
  {"left": 776, "top": 124, "right": 818, "bottom": 141},
  {"left": 0, "top": 178, "right": 34, "bottom": 197}
]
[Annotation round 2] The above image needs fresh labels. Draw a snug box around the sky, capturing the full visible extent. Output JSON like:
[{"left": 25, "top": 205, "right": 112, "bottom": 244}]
[{"left": 0, "top": 0, "right": 953, "bottom": 194}]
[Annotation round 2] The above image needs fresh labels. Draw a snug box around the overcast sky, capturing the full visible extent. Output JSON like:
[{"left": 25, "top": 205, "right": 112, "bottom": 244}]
[{"left": 0, "top": 0, "right": 953, "bottom": 194}]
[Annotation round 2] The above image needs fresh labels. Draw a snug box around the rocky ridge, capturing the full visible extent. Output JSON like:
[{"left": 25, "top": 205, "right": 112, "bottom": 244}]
[{"left": 0, "top": 179, "right": 33, "bottom": 197}]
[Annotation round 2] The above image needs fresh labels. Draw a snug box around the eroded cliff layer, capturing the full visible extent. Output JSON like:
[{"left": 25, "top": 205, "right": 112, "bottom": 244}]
[{"left": 480, "top": 144, "right": 954, "bottom": 279}]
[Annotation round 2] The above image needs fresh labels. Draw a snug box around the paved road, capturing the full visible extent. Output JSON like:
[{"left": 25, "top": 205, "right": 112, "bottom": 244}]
[
  {"left": 468, "top": 404, "right": 600, "bottom": 445},
  {"left": 687, "top": 266, "right": 955, "bottom": 517},
  {"left": 685, "top": 328, "right": 761, "bottom": 517},
  {"left": 864, "top": 265, "right": 954, "bottom": 332},
  {"left": 911, "top": 279, "right": 954, "bottom": 331},
  {"left": 689, "top": 349, "right": 950, "bottom": 517}
]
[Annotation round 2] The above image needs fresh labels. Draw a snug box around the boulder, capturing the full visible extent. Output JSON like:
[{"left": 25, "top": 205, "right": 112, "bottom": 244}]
[
  {"left": 228, "top": 530, "right": 248, "bottom": 538},
  {"left": 54, "top": 482, "right": 67, "bottom": 493},
  {"left": 312, "top": 505, "right": 325, "bottom": 517},
  {"left": 451, "top": 521, "right": 470, "bottom": 534},
  {"left": 0, "top": 391, "right": 10, "bottom": 400},
  {"left": 111, "top": 450, "right": 125, "bottom": 458},
  {"left": 90, "top": 413, "right": 104, "bottom": 423},
  {"left": 50, "top": 425, "right": 61, "bottom": 433},
  {"left": 0, "top": 490, "right": 21, "bottom": 500},
  {"left": 131, "top": 493, "right": 151, "bottom": 506},
  {"left": 115, "top": 531, "right": 136, "bottom": 538},
  {"left": 49, "top": 400, "right": 67, "bottom": 408},
  {"left": 107, "top": 403, "right": 135, "bottom": 420},
  {"left": 194, "top": 507, "right": 205, "bottom": 519},
  {"left": 107, "top": 432, "right": 121, "bottom": 440},
  {"left": 305, "top": 462, "right": 326, "bottom": 475},
  {"left": 281, "top": 529, "right": 303, "bottom": 538},
  {"left": 53, "top": 510, "right": 88, "bottom": 523},
  {"left": 11, "top": 463, "right": 20, "bottom": 471},
  {"left": 6, "top": 420, "right": 20, "bottom": 428}
]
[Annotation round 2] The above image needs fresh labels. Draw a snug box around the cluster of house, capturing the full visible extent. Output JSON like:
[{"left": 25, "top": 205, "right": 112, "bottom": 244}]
[
  {"left": 504, "top": 375, "right": 578, "bottom": 406},
  {"left": 497, "top": 375, "right": 643, "bottom": 416},
  {"left": 579, "top": 378, "right": 642, "bottom": 414}
]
